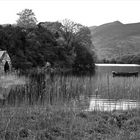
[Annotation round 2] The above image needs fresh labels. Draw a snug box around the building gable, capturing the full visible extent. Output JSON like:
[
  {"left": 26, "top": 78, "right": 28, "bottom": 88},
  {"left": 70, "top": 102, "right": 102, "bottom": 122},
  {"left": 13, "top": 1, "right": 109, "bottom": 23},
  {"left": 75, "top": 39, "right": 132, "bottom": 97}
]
[
  {"left": 0, "top": 50, "right": 11, "bottom": 71},
  {"left": 1, "top": 51, "right": 11, "bottom": 64}
]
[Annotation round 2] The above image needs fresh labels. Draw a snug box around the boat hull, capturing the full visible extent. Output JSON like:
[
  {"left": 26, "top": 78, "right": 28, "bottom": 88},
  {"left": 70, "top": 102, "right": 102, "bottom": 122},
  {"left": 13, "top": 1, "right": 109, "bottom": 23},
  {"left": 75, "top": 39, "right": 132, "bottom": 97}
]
[{"left": 112, "top": 71, "right": 138, "bottom": 77}]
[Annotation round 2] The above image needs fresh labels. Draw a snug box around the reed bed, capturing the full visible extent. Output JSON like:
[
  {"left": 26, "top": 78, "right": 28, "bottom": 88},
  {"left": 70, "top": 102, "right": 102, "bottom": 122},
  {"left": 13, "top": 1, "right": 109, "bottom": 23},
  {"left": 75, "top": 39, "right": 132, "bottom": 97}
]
[
  {"left": 95, "top": 74, "right": 140, "bottom": 100},
  {"left": 1, "top": 71, "right": 140, "bottom": 108},
  {"left": 1, "top": 71, "right": 140, "bottom": 139}
]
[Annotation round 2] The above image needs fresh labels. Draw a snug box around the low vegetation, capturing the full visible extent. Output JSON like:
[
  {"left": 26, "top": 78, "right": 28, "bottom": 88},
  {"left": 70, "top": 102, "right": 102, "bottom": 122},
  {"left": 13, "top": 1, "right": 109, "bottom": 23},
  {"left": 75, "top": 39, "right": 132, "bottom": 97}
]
[{"left": 1, "top": 105, "right": 140, "bottom": 140}]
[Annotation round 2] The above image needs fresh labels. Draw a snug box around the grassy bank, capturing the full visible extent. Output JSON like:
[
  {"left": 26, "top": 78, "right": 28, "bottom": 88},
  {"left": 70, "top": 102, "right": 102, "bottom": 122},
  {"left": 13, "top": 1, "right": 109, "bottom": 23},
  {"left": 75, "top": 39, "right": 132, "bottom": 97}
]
[{"left": 1, "top": 105, "right": 140, "bottom": 140}]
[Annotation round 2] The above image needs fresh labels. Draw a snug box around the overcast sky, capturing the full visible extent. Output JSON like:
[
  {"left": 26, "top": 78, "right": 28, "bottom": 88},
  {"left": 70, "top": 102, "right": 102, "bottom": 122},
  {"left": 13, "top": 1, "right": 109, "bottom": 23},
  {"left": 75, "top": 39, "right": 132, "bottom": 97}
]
[{"left": 0, "top": 0, "right": 140, "bottom": 26}]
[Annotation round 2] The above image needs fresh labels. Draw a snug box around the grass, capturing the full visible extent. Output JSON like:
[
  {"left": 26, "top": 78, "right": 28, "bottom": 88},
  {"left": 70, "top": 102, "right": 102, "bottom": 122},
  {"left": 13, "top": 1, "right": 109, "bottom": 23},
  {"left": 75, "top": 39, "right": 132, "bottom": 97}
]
[
  {"left": 1, "top": 70, "right": 140, "bottom": 139},
  {"left": 1, "top": 105, "right": 140, "bottom": 140}
]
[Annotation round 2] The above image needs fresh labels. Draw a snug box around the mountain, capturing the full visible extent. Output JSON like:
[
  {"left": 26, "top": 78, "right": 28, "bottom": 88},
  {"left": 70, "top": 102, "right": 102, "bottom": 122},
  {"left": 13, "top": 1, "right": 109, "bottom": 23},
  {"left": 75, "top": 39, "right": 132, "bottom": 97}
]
[{"left": 89, "top": 21, "right": 140, "bottom": 61}]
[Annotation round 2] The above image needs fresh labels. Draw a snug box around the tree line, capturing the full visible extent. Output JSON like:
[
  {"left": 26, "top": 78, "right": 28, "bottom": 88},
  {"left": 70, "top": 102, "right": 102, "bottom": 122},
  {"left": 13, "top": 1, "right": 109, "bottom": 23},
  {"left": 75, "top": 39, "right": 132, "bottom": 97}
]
[
  {"left": 97, "top": 54, "right": 140, "bottom": 64},
  {"left": 0, "top": 9, "right": 95, "bottom": 75}
]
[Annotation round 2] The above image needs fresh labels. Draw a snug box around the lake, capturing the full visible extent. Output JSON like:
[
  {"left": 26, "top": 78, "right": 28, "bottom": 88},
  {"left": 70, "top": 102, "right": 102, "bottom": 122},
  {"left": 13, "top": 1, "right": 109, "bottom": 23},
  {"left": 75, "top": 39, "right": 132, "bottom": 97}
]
[
  {"left": 79, "top": 64, "right": 140, "bottom": 111},
  {"left": 95, "top": 63, "right": 140, "bottom": 75}
]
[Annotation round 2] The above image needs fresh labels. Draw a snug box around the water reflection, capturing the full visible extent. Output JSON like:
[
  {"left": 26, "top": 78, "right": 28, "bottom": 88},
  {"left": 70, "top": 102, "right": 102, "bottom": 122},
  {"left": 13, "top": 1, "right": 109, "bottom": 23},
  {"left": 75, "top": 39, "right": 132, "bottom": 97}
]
[{"left": 87, "top": 95, "right": 140, "bottom": 111}]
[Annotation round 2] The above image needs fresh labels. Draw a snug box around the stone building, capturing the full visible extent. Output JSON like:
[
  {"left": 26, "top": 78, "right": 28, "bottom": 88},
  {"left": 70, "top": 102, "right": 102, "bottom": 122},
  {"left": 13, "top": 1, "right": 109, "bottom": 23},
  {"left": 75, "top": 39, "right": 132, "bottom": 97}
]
[{"left": 0, "top": 50, "right": 11, "bottom": 72}]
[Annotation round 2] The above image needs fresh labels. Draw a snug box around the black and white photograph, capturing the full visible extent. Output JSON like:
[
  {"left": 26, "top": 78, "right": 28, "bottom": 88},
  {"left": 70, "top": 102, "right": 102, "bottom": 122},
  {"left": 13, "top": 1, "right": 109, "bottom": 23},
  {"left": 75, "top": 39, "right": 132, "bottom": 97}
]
[{"left": 0, "top": 0, "right": 140, "bottom": 139}]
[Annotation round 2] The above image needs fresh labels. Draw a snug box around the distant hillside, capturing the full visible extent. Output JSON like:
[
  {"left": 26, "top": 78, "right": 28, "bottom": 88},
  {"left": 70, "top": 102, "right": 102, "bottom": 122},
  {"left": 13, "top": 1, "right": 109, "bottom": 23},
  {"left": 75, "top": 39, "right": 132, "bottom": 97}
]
[{"left": 89, "top": 21, "right": 140, "bottom": 61}]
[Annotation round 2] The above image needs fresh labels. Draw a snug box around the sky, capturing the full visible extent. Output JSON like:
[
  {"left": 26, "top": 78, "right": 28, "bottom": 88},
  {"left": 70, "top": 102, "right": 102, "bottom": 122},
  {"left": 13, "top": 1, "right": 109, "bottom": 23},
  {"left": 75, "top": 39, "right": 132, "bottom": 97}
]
[{"left": 0, "top": 0, "right": 140, "bottom": 27}]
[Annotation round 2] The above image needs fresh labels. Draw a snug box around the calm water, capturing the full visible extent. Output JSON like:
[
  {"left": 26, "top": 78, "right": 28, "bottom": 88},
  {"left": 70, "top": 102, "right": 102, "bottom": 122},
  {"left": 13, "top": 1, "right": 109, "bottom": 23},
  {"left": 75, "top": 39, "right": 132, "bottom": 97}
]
[
  {"left": 80, "top": 64, "right": 140, "bottom": 111},
  {"left": 95, "top": 63, "right": 140, "bottom": 76}
]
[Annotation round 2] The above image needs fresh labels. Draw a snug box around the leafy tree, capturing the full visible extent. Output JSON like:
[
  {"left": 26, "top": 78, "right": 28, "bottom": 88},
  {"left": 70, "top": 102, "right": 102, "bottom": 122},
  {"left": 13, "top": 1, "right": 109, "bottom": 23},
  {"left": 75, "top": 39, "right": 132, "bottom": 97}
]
[
  {"left": 25, "top": 27, "right": 57, "bottom": 67},
  {"left": 59, "top": 19, "right": 95, "bottom": 55},
  {"left": 59, "top": 19, "right": 81, "bottom": 49},
  {"left": 58, "top": 19, "right": 95, "bottom": 73},
  {"left": 37, "top": 19, "right": 96, "bottom": 73},
  {"left": 17, "top": 9, "right": 37, "bottom": 28},
  {"left": 72, "top": 42, "right": 95, "bottom": 75},
  {"left": 0, "top": 25, "right": 57, "bottom": 70}
]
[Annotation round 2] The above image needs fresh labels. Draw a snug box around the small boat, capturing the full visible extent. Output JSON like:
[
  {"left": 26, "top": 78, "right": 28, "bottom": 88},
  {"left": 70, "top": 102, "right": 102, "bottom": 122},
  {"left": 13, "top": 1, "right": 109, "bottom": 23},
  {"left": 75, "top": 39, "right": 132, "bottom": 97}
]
[{"left": 112, "top": 71, "right": 138, "bottom": 77}]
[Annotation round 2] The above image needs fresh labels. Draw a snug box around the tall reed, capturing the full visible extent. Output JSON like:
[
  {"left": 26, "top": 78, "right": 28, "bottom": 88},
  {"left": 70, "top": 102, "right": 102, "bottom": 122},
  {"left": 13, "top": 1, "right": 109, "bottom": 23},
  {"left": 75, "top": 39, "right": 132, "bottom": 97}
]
[{"left": 2, "top": 70, "right": 140, "bottom": 110}]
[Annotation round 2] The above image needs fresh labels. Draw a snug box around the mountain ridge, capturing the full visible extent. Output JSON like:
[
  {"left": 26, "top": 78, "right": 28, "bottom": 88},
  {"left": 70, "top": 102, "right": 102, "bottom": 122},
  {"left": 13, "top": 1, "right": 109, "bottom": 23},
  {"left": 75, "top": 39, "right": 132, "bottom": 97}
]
[{"left": 89, "top": 21, "right": 140, "bottom": 60}]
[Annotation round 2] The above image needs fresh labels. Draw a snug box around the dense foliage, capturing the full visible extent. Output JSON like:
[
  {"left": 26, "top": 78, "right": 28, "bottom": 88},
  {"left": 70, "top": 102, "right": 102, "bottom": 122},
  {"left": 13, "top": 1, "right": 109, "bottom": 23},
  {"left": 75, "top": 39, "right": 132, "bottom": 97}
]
[{"left": 0, "top": 21, "right": 95, "bottom": 74}]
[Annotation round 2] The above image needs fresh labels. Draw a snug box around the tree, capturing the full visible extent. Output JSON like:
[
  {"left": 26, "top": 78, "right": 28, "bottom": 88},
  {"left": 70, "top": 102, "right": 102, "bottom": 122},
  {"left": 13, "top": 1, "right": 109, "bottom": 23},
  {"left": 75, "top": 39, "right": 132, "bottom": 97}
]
[
  {"left": 17, "top": 9, "right": 37, "bottom": 28},
  {"left": 57, "top": 19, "right": 95, "bottom": 73},
  {"left": 59, "top": 19, "right": 95, "bottom": 55},
  {"left": 59, "top": 19, "right": 82, "bottom": 49},
  {"left": 72, "top": 42, "right": 95, "bottom": 75}
]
